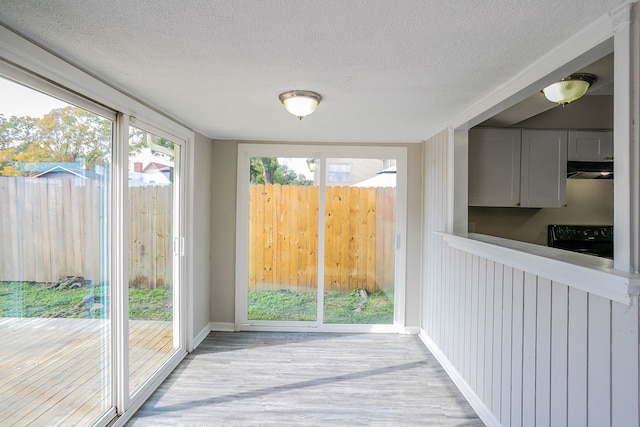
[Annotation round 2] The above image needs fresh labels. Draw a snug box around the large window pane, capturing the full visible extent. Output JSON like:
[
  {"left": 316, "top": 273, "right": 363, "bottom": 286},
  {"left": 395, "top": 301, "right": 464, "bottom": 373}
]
[
  {"left": 0, "top": 77, "right": 113, "bottom": 424},
  {"left": 323, "top": 158, "right": 395, "bottom": 324},
  {"left": 247, "top": 157, "right": 318, "bottom": 321},
  {"left": 128, "top": 126, "right": 177, "bottom": 394}
]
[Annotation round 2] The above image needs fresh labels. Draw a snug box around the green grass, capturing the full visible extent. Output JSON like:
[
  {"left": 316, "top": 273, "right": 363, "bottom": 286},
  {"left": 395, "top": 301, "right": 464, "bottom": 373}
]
[
  {"left": 248, "top": 288, "right": 394, "bottom": 324},
  {"left": 1, "top": 282, "right": 391, "bottom": 324},
  {"left": 0, "top": 282, "right": 171, "bottom": 320}
]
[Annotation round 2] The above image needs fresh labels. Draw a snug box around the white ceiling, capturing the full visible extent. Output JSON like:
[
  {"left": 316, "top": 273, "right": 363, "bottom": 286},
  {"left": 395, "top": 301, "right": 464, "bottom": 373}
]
[{"left": 0, "top": 0, "right": 627, "bottom": 143}]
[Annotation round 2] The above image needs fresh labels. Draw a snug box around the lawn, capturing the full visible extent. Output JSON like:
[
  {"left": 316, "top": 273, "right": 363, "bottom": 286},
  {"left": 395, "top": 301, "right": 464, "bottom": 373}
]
[
  {"left": 248, "top": 288, "right": 394, "bottom": 324},
  {"left": 1, "top": 282, "right": 392, "bottom": 324},
  {"left": 0, "top": 281, "right": 171, "bottom": 320}
]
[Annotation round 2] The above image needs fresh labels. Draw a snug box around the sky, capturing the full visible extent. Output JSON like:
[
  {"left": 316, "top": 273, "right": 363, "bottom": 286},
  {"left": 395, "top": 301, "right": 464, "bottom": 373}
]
[
  {"left": 278, "top": 157, "right": 314, "bottom": 179},
  {"left": 0, "top": 77, "right": 68, "bottom": 118},
  {"left": 0, "top": 76, "right": 171, "bottom": 167}
]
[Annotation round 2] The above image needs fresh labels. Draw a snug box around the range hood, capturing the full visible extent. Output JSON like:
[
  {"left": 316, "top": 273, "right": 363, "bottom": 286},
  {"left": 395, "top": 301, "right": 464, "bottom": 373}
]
[{"left": 567, "top": 161, "right": 613, "bottom": 179}]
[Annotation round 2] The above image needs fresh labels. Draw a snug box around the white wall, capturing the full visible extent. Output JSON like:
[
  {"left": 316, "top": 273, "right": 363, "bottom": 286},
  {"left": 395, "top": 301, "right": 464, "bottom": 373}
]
[
  {"left": 192, "top": 133, "right": 213, "bottom": 341},
  {"left": 469, "top": 179, "right": 614, "bottom": 245},
  {"left": 210, "top": 140, "right": 238, "bottom": 325}
]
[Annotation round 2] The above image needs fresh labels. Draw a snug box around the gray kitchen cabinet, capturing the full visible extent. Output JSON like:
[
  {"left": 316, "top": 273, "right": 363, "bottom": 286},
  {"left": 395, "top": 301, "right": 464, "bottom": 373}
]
[
  {"left": 469, "top": 128, "right": 567, "bottom": 208},
  {"left": 568, "top": 130, "right": 613, "bottom": 161},
  {"left": 468, "top": 128, "right": 521, "bottom": 207},
  {"left": 520, "top": 130, "right": 567, "bottom": 208}
]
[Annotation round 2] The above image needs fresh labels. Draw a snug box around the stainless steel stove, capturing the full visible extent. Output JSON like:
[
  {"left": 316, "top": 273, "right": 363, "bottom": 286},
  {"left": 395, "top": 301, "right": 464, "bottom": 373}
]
[{"left": 547, "top": 224, "right": 613, "bottom": 259}]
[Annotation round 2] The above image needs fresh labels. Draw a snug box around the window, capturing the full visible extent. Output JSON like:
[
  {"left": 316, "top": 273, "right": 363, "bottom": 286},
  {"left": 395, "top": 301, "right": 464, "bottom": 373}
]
[{"left": 328, "top": 163, "right": 351, "bottom": 183}]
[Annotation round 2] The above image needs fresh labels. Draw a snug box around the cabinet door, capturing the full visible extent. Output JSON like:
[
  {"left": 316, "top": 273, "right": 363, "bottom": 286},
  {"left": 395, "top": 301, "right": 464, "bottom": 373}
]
[
  {"left": 520, "top": 130, "right": 567, "bottom": 208},
  {"left": 568, "top": 130, "right": 613, "bottom": 161},
  {"left": 468, "top": 128, "right": 521, "bottom": 206}
]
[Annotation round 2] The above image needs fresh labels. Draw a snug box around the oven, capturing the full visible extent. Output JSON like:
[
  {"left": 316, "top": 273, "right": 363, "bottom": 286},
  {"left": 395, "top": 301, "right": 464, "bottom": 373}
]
[{"left": 547, "top": 224, "right": 613, "bottom": 259}]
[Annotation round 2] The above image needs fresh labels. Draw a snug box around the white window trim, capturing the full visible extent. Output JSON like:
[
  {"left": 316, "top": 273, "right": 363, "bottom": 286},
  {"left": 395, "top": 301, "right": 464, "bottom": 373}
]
[{"left": 235, "top": 143, "right": 408, "bottom": 333}]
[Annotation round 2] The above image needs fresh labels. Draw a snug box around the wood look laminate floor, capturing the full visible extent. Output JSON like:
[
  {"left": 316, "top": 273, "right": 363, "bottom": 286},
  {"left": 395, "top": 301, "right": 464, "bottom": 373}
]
[{"left": 127, "top": 332, "right": 483, "bottom": 426}]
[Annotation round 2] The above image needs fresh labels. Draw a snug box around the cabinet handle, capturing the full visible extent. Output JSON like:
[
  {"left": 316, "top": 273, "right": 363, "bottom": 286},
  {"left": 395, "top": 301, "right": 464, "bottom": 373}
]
[{"left": 603, "top": 156, "right": 614, "bottom": 160}]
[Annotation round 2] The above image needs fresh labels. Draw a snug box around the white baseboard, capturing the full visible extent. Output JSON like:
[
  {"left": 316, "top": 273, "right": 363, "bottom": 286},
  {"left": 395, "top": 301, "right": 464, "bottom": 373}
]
[
  {"left": 210, "top": 322, "right": 235, "bottom": 332},
  {"left": 401, "top": 326, "right": 420, "bottom": 335},
  {"left": 191, "top": 323, "right": 213, "bottom": 351},
  {"left": 418, "top": 329, "right": 501, "bottom": 427}
]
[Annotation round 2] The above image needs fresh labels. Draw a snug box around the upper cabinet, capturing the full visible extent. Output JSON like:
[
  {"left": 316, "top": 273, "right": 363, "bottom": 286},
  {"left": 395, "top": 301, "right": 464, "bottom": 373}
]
[
  {"left": 568, "top": 130, "right": 613, "bottom": 161},
  {"left": 469, "top": 128, "right": 521, "bottom": 207},
  {"left": 469, "top": 128, "right": 568, "bottom": 208},
  {"left": 520, "top": 130, "right": 567, "bottom": 208}
]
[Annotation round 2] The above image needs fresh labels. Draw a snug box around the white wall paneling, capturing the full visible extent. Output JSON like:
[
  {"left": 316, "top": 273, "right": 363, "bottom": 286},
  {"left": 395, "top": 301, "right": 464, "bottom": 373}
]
[
  {"left": 550, "top": 283, "right": 569, "bottom": 427},
  {"left": 421, "top": 240, "right": 640, "bottom": 427}
]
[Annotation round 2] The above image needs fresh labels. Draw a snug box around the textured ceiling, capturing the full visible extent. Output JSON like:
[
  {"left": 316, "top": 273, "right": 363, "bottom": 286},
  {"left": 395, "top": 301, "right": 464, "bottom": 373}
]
[{"left": 0, "top": 0, "right": 627, "bottom": 142}]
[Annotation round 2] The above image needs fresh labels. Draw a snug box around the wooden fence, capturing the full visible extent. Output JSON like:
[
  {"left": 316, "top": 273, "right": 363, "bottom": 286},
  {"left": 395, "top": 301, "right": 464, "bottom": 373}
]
[
  {"left": 248, "top": 184, "right": 395, "bottom": 294},
  {"left": 0, "top": 177, "right": 171, "bottom": 288}
]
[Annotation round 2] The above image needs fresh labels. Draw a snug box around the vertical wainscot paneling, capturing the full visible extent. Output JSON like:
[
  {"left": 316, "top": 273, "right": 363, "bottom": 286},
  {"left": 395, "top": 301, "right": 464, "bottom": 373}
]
[
  {"left": 511, "top": 269, "right": 525, "bottom": 427},
  {"left": 535, "top": 278, "right": 552, "bottom": 427},
  {"left": 567, "top": 288, "right": 588, "bottom": 426},
  {"left": 500, "top": 266, "right": 514, "bottom": 427},
  {"left": 491, "top": 262, "right": 504, "bottom": 418},
  {"left": 611, "top": 299, "right": 640, "bottom": 425},
  {"left": 587, "top": 295, "right": 611, "bottom": 426},
  {"left": 550, "top": 283, "right": 569, "bottom": 427},
  {"left": 522, "top": 273, "right": 537, "bottom": 427}
]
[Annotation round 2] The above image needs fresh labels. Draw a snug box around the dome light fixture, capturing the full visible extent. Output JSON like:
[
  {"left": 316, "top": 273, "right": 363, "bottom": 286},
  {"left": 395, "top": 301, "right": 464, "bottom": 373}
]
[
  {"left": 279, "top": 90, "right": 322, "bottom": 120},
  {"left": 541, "top": 73, "right": 597, "bottom": 106}
]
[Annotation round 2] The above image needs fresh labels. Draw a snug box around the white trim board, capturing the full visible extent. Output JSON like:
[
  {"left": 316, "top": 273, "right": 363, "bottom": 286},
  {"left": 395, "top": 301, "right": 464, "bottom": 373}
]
[
  {"left": 418, "top": 330, "right": 501, "bottom": 427},
  {"left": 439, "top": 232, "right": 640, "bottom": 304}
]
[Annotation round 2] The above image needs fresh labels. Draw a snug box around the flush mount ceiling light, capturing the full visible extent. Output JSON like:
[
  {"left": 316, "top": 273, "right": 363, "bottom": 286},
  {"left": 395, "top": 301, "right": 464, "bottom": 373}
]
[
  {"left": 541, "top": 73, "right": 597, "bottom": 106},
  {"left": 279, "top": 90, "right": 322, "bottom": 120}
]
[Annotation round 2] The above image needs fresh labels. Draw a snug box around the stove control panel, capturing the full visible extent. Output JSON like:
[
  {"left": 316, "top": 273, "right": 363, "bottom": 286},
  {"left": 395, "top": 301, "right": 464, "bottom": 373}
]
[
  {"left": 549, "top": 225, "right": 613, "bottom": 241},
  {"left": 547, "top": 225, "right": 614, "bottom": 258}
]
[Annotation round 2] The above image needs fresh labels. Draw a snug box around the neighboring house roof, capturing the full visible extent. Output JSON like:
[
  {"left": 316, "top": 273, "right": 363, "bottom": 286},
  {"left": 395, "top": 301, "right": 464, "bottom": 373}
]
[
  {"left": 143, "top": 162, "right": 170, "bottom": 173},
  {"left": 33, "top": 165, "right": 88, "bottom": 179},
  {"left": 352, "top": 165, "right": 396, "bottom": 188}
]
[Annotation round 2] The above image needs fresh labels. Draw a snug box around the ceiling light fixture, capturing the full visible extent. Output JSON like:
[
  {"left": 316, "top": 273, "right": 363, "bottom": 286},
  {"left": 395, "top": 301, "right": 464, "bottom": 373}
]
[
  {"left": 279, "top": 90, "right": 322, "bottom": 120},
  {"left": 541, "top": 73, "right": 597, "bottom": 106}
]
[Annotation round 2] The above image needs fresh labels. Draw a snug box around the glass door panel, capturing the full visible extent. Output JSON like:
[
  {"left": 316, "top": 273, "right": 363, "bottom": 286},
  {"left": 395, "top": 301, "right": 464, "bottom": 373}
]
[
  {"left": 128, "top": 126, "right": 178, "bottom": 394},
  {"left": 323, "top": 158, "right": 395, "bottom": 324},
  {"left": 0, "top": 77, "right": 113, "bottom": 424},
  {"left": 247, "top": 157, "right": 318, "bottom": 322}
]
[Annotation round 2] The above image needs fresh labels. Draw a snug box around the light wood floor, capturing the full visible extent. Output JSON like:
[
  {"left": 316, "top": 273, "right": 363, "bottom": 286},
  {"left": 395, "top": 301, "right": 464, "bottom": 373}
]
[
  {"left": 0, "top": 317, "right": 173, "bottom": 426},
  {"left": 127, "top": 332, "right": 483, "bottom": 426}
]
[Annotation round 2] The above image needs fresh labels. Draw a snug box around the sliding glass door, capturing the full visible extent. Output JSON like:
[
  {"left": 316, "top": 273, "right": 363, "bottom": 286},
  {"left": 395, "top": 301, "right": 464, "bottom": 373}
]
[
  {"left": 0, "top": 76, "right": 114, "bottom": 425},
  {"left": 127, "top": 125, "right": 181, "bottom": 396},
  {"left": 0, "top": 70, "right": 188, "bottom": 426},
  {"left": 246, "top": 156, "right": 319, "bottom": 323},
  {"left": 237, "top": 145, "right": 406, "bottom": 331},
  {"left": 323, "top": 157, "right": 396, "bottom": 325}
]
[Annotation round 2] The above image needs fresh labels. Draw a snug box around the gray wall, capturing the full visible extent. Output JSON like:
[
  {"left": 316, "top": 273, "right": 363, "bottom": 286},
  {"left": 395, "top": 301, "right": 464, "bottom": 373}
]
[
  {"left": 210, "top": 140, "right": 423, "bottom": 328},
  {"left": 192, "top": 132, "right": 213, "bottom": 339},
  {"left": 468, "top": 179, "right": 614, "bottom": 245}
]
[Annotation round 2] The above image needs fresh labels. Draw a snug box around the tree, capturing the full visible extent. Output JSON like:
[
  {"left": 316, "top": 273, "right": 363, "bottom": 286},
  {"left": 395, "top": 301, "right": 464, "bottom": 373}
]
[
  {"left": 0, "top": 107, "right": 112, "bottom": 176},
  {"left": 250, "top": 157, "right": 312, "bottom": 185}
]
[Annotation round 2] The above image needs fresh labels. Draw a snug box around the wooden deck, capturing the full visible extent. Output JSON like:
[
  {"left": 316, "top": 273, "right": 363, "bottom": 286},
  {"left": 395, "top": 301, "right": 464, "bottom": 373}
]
[
  {"left": 127, "top": 332, "right": 483, "bottom": 426},
  {"left": 0, "top": 317, "right": 173, "bottom": 426}
]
